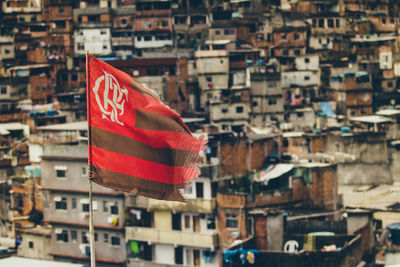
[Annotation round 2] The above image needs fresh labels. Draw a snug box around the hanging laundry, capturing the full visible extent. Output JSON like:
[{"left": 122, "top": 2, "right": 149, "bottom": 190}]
[
  {"left": 246, "top": 251, "right": 255, "bottom": 264},
  {"left": 130, "top": 241, "right": 140, "bottom": 254}
]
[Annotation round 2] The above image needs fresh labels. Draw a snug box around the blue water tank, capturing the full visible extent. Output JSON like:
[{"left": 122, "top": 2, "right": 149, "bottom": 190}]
[
  {"left": 387, "top": 223, "right": 400, "bottom": 245},
  {"left": 341, "top": 126, "right": 351, "bottom": 133}
]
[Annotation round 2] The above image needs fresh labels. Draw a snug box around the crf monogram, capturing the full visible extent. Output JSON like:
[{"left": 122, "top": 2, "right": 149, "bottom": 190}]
[{"left": 92, "top": 70, "right": 128, "bottom": 126}]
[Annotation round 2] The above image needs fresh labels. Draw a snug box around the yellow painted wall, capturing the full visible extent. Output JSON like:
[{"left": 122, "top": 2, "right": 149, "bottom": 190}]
[{"left": 154, "top": 210, "right": 172, "bottom": 230}]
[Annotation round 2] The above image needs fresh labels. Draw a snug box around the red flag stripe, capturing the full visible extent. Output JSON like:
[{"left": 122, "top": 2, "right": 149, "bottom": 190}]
[
  {"left": 91, "top": 126, "right": 200, "bottom": 167},
  {"left": 92, "top": 166, "right": 186, "bottom": 201},
  {"left": 91, "top": 117, "right": 204, "bottom": 152},
  {"left": 90, "top": 145, "right": 200, "bottom": 184}
]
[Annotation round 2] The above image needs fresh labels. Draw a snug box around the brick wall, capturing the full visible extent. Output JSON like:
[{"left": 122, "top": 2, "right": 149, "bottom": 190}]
[
  {"left": 309, "top": 166, "right": 338, "bottom": 210},
  {"left": 254, "top": 215, "right": 267, "bottom": 249},
  {"left": 217, "top": 193, "right": 247, "bottom": 247}
]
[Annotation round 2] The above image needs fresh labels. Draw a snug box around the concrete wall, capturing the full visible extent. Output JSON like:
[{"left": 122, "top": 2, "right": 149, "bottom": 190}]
[
  {"left": 390, "top": 147, "right": 400, "bottom": 183},
  {"left": 309, "top": 36, "right": 333, "bottom": 50},
  {"left": 385, "top": 251, "right": 400, "bottom": 266},
  {"left": 250, "top": 79, "right": 282, "bottom": 96},
  {"left": 210, "top": 102, "right": 250, "bottom": 122},
  {"left": 287, "top": 109, "right": 316, "bottom": 130},
  {"left": 44, "top": 191, "right": 124, "bottom": 227},
  {"left": 154, "top": 244, "right": 175, "bottom": 265},
  {"left": 195, "top": 51, "right": 229, "bottom": 75},
  {"left": 266, "top": 213, "right": 283, "bottom": 251},
  {"left": 74, "top": 28, "right": 112, "bottom": 55},
  {"left": 281, "top": 71, "right": 320, "bottom": 88},
  {"left": 198, "top": 74, "right": 229, "bottom": 90},
  {"left": 154, "top": 210, "right": 172, "bottom": 230},
  {"left": 50, "top": 225, "right": 126, "bottom": 263},
  {"left": 325, "top": 133, "right": 388, "bottom": 164},
  {"left": 295, "top": 55, "right": 319, "bottom": 71},
  {"left": 18, "top": 232, "right": 52, "bottom": 260},
  {"left": 338, "top": 163, "right": 392, "bottom": 184},
  {"left": 41, "top": 145, "right": 116, "bottom": 194}
]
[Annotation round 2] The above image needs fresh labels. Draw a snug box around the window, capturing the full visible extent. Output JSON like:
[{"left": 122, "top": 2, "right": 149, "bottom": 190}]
[
  {"left": 100, "top": 30, "right": 107, "bottom": 35},
  {"left": 215, "top": 30, "right": 221, "bottom": 36},
  {"left": 56, "top": 170, "right": 66, "bottom": 178},
  {"left": 111, "top": 236, "right": 120, "bottom": 246},
  {"left": 281, "top": 33, "right": 287, "bottom": 40},
  {"left": 77, "top": 43, "right": 84, "bottom": 51},
  {"left": 103, "top": 45, "right": 108, "bottom": 49},
  {"left": 82, "top": 203, "right": 89, "bottom": 212},
  {"left": 312, "top": 19, "right": 316, "bottom": 27},
  {"left": 184, "top": 215, "right": 191, "bottom": 229},
  {"left": 221, "top": 108, "right": 228, "bottom": 113},
  {"left": 71, "top": 230, "right": 77, "bottom": 242},
  {"left": 82, "top": 232, "right": 89, "bottom": 244},
  {"left": 29, "top": 240, "right": 34, "bottom": 248},
  {"left": 0, "top": 87, "right": 6, "bottom": 95},
  {"left": 268, "top": 82, "right": 277, "bottom": 88},
  {"left": 336, "top": 19, "right": 340, "bottom": 27},
  {"left": 72, "top": 198, "right": 77, "bottom": 209},
  {"left": 94, "top": 233, "right": 98, "bottom": 242},
  {"left": 59, "top": 7, "right": 64, "bottom": 14},
  {"left": 236, "top": 106, "right": 244, "bottom": 113},
  {"left": 4, "top": 49, "right": 10, "bottom": 54},
  {"left": 144, "top": 36, "right": 152, "bottom": 41},
  {"left": 207, "top": 216, "right": 216, "bottom": 230},
  {"left": 110, "top": 203, "right": 119, "bottom": 215},
  {"left": 103, "top": 200, "right": 108, "bottom": 212},
  {"left": 56, "top": 230, "right": 68, "bottom": 242},
  {"left": 382, "top": 18, "right": 386, "bottom": 24},
  {"left": 328, "top": 19, "right": 334, "bottom": 28},
  {"left": 82, "top": 167, "right": 87, "bottom": 176},
  {"left": 282, "top": 50, "right": 289, "bottom": 56},
  {"left": 120, "top": 18, "right": 127, "bottom": 25},
  {"left": 71, "top": 74, "right": 78, "bottom": 81},
  {"left": 268, "top": 99, "right": 277, "bottom": 105},
  {"left": 195, "top": 182, "right": 204, "bottom": 198},
  {"left": 226, "top": 214, "right": 238, "bottom": 229},
  {"left": 304, "top": 75, "right": 310, "bottom": 81},
  {"left": 318, "top": 19, "right": 324, "bottom": 28},
  {"left": 305, "top": 57, "right": 310, "bottom": 63},
  {"left": 206, "top": 77, "right": 212, "bottom": 82},
  {"left": 55, "top": 197, "right": 67, "bottom": 210},
  {"left": 294, "top": 49, "right": 300, "bottom": 56},
  {"left": 294, "top": 33, "right": 300, "bottom": 40},
  {"left": 36, "top": 86, "right": 42, "bottom": 92},
  {"left": 390, "top": 18, "right": 395, "bottom": 24},
  {"left": 388, "top": 81, "right": 393, "bottom": 88},
  {"left": 252, "top": 101, "right": 258, "bottom": 107},
  {"left": 104, "top": 233, "right": 109, "bottom": 243}
]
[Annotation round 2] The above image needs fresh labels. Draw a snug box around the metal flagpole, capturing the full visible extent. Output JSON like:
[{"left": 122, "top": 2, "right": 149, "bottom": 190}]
[
  {"left": 89, "top": 178, "right": 96, "bottom": 267},
  {"left": 86, "top": 51, "right": 96, "bottom": 267}
]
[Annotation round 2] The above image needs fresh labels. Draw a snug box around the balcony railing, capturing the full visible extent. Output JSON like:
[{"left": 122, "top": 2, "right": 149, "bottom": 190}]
[
  {"left": 147, "top": 198, "right": 216, "bottom": 213},
  {"left": 126, "top": 227, "right": 218, "bottom": 249}
]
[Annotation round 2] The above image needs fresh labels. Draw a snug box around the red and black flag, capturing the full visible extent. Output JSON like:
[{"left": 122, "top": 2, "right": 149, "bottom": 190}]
[{"left": 86, "top": 54, "right": 206, "bottom": 201}]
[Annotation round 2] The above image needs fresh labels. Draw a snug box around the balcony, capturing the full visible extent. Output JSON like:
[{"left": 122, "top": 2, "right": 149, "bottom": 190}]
[
  {"left": 112, "top": 37, "right": 134, "bottom": 46},
  {"left": 147, "top": 198, "right": 216, "bottom": 213},
  {"left": 126, "top": 227, "right": 218, "bottom": 249}
]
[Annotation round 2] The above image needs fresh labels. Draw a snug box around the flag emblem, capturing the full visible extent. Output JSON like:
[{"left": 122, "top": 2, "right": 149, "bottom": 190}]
[{"left": 92, "top": 70, "right": 128, "bottom": 126}]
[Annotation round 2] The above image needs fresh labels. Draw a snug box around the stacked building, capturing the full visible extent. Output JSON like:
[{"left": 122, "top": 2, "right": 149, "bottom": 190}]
[{"left": 1, "top": 0, "right": 400, "bottom": 266}]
